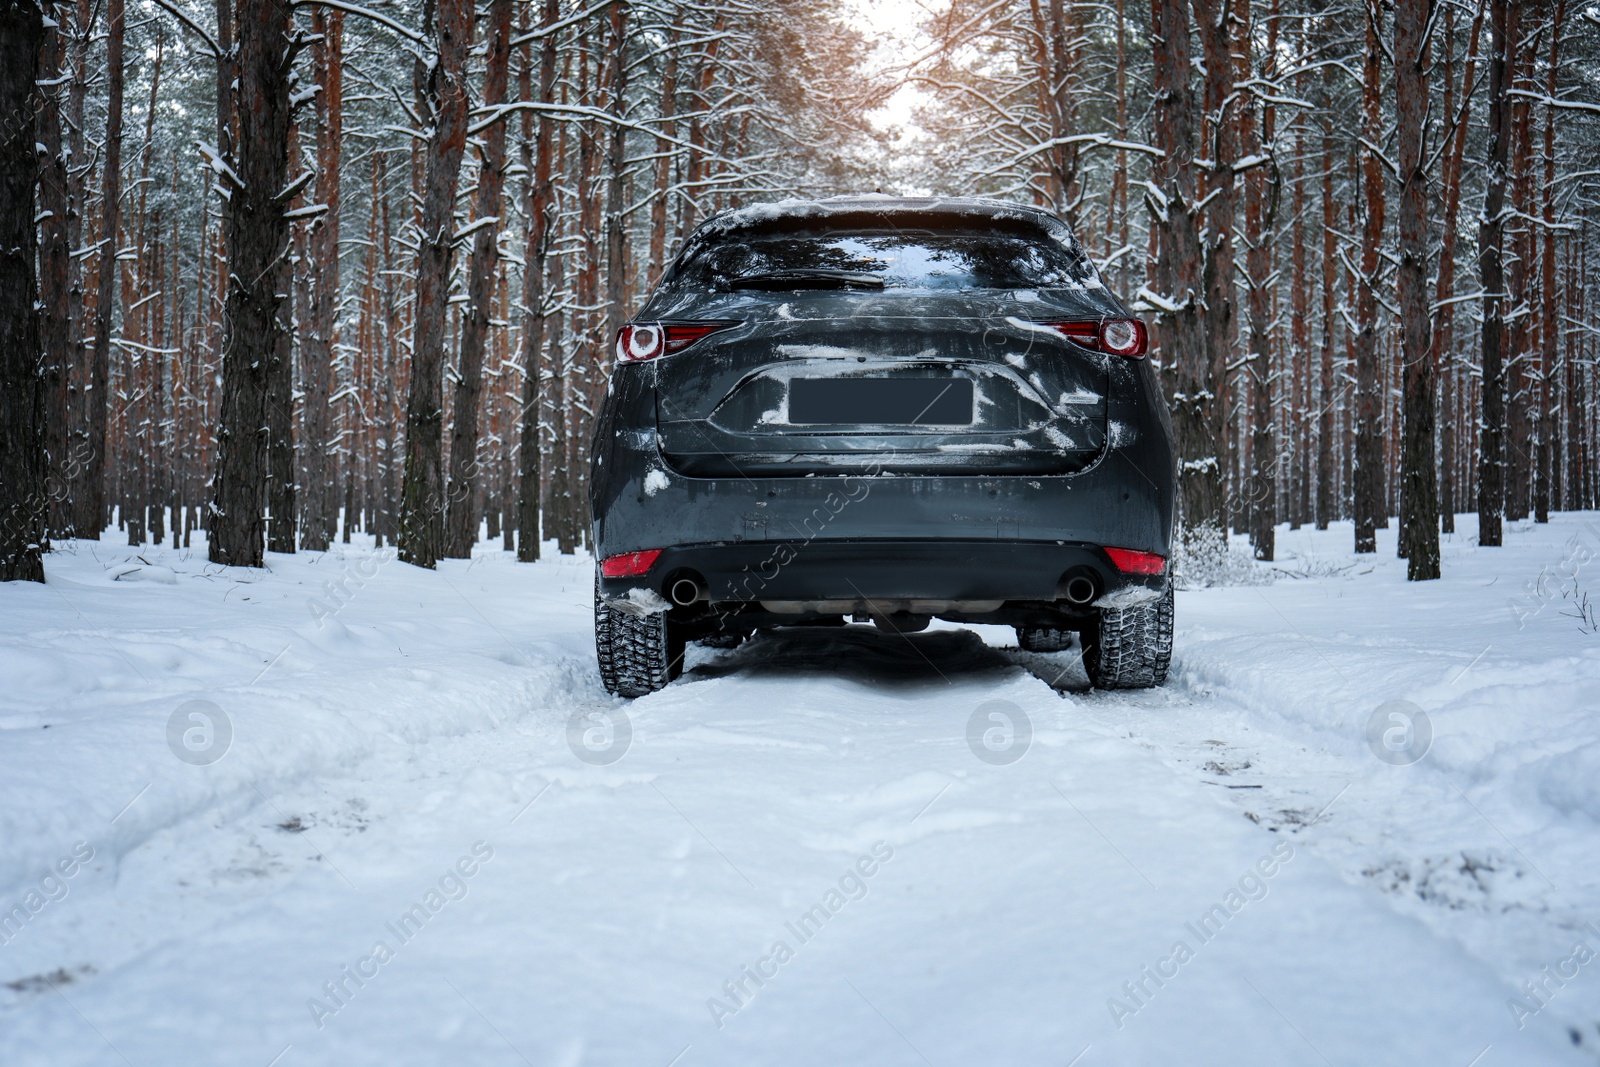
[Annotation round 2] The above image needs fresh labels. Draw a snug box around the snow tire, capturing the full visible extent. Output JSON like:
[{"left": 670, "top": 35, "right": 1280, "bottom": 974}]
[
  {"left": 1082, "top": 584, "right": 1173, "bottom": 690},
  {"left": 595, "top": 574, "right": 685, "bottom": 698}
]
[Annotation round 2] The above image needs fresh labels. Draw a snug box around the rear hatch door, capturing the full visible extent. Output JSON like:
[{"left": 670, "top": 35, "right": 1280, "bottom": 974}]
[{"left": 653, "top": 290, "right": 1112, "bottom": 477}]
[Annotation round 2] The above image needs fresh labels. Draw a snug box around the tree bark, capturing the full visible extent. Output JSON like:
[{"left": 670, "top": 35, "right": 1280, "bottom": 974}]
[
  {"left": 595, "top": 0, "right": 631, "bottom": 549},
  {"left": 38, "top": 5, "right": 74, "bottom": 540},
  {"left": 444, "top": 0, "right": 513, "bottom": 558},
  {"left": 647, "top": 17, "right": 679, "bottom": 290},
  {"left": 1289, "top": 29, "right": 1309, "bottom": 531},
  {"left": 1477, "top": 0, "right": 1517, "bottom": 549},
  {"left": 1568, "top": 223, "right": 1588, "bottom": 510},
  {"left": 1315, "top": 38, "right": 1337, "bottom": 531},
  {"left": 0, "top": 0, "right": 46, "bottom": 582},
  {"left": 300, "top": 9, "right": 344, "bottom": 551},
  {"left": 1432, "top": 4, "right": 1482, "bottom": 536},
  {"left": 546, "top": 59, "right": 575, "bottom": 555},
  {"left": 1149, "top": 0, "right": 1219, "bottom": 551},
  {"left": 377, "top": 151, "right": 398, "bottom": 545},
  {"left": 1534, "top": 3, "right": 1565, "bottom": 524},
  {"left": 603, "top": 1, "right": 631, "bottom": 347},
  {"left": 1352, "top": 1, "right": 1385, "bottom": 554},
  {"left": 64, "top": 0, "right": 91, "bottom": 528},
  {"left": 678, "top": 15, "right": 723, "bottom": 236},
  {"left": 1027, "top": 0, "right": 1080, "bottom": 224},
  {"left": 266, "top": 236, "right": 296, "bottom": 553},
  {"left": 569, "top": 40, "right": 599, "bottom": 552},
  {"left": 517, "top": 0, "right": 559, "bottom": 563},
  {"left": 1241, "top": 0, "right": 1277, "bottom": 561},
  {"left": 398, "top": 0, "right": 473, "bottom": 569},
  {"left": 210, "top": 0, "right": 295, "bottom": 567},
  {"left": 1396, "top": 0, "right": 1438, "bottom": 579},
  {"left": 78, "top": 0, "right": 123, "bottom": 538}
]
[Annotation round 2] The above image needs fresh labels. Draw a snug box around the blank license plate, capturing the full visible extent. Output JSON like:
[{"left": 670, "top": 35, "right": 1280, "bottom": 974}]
[{"left": 788, "top": 378, "right": 973, "bottom": 425}]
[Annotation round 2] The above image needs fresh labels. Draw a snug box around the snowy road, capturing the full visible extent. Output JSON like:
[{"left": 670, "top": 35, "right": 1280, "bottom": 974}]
[{"left": 2, "top": 519, "right": 1598, "bottom": 1066}]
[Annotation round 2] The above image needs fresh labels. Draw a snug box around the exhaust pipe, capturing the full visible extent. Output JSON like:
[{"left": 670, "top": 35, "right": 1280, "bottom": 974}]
[
  {"left": 668, "top": 574, "right": 706, "bottom": 607},
  {"left": 1063, "top": 575, "right": 1096, "bottom": 606}
]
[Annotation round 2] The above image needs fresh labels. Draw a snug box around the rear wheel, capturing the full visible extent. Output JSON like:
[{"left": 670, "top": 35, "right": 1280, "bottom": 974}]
[
  {"left": 1015, "top": 625, "right": 1074, "bottom": 652},
  {"left": 1082, "top": 585, "right": 1173, "bottom": 689},
  {"left": 595, "top": 574, "right": 685, "bottom": 697}
]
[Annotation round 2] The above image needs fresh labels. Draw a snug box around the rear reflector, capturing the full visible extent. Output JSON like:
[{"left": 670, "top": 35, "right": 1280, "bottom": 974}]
[
  {"left": 600, "top": 549, "right": 663, "bottom": 578},
  {"left": 1104, "top": 547, "right": 1167, "bottom": 575}
]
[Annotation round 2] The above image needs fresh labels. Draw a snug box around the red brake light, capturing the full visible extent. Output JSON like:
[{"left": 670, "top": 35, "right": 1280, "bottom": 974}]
[
  {"left": 1039, "top": 319, "right": 1147, "bottom": 359},
  {"left": 616, "top": 322, "right": 733, "bottom": 362},
  {"left": 1099, "top": 319, "right": 1147, "bottom": 358},
  {"left": 618, "top": 324, "right": 663, "bottom": 362},
  {"left": 663, "top": 323, "right": 729, "bottom": 353},
  {"left": 1104, "top": 547, "right": 1167, "bottom": 575},
  {"left": 1045, "top": 321, "right": 1100, "bottom": 346},
  {"left": 600, "top": 549, "right": 663, "bottom": 578}
]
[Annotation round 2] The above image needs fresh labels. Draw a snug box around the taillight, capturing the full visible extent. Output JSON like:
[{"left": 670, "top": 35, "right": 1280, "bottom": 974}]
[
  {"left": 1047, "top": 321, "right": 1100, "bottom": 347},
  {"left": 1098, "top": 319, "right": 1146, "bottom": 357},
  {"left": 1104, "top": 547, "right": 1167, "bottom": 575},
  {"left": 1039, "top": 319, "right": 1148, "bottom": 359},
  {"left": 600, "top": 549, "right": 662, "bottom": 578},
  {"left": 618, "top": 324, "right": 664, "bottom": 361},
  {"left": 616, "top": 321, "right": 734, "bottom": 362}
]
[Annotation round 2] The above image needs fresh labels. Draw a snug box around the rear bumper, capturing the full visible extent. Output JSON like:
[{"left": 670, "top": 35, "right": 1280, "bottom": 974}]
[
  {"left": 592, "top": 441, "right": 1175, "bottom": 570},
  {"left": 597, "top": 536, "right": 1165, "bottom": 605}
]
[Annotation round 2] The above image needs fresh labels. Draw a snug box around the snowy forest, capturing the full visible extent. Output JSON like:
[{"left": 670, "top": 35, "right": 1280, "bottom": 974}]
[
  {"left": 0, "top": 0, "right": 1597, "bottom": 582},
  {"left": 9, "top": 3, "right": 1600, "bottom": 1062}
]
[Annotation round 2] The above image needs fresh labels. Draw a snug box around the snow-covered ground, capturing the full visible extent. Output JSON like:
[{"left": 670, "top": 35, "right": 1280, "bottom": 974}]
[{"left": 2, "top": 515, "right": 1598, "bottom": 1066}]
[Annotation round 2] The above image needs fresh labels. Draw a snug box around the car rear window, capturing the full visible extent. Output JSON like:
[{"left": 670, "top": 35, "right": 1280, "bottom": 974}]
[{"left": 671, "top": 228, "right": 1100, "bottom": 292}]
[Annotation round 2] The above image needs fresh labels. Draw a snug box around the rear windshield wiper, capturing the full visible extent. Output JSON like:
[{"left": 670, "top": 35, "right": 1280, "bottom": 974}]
[{"left": 720, "top": 269, "right": 886, "bottom": 292}]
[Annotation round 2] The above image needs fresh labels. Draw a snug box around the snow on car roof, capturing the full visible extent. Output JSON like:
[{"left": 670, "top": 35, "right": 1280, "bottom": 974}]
[{"left": 696, "top": 194, "right": 1064, "bottom": 235}]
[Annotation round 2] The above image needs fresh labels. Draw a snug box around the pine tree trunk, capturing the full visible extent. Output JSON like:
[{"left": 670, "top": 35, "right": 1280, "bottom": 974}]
[
  {"left": 592, "top": 0, "right": 631, "bottom": 548},
  {"left": 569, "top": 40, "right": 599, "bottom": 553},
  {"left": 398, "top": 0, "right": 473, "bottom": 569},
  {"left": 1433, "top": 5, "right": 1481, "bottom": 536},
  {"left": 678, "top": 16, "right": 723, "bottom": 236},
  {"left": 1289, "top": 34, "right": 1309, "bottom": 531},
  {"left": 64, "top": 0, "right": 90, "bottom": 533},
  {"left": 517, "top": 0, "right": 559, "bottom": 563},
  {"left": 300, "top": 10, "right": 343, "bottom": 551},
  {"left": 647, "top": 18, "right": 679, "bottom": 290},
  {"left": 1315, "top": 48, "right": 1337, "bottom": 531},
  {"left": 445, "top": 0, "right": 513, "bottom": 559},
  {"left": 378, "top": 151, "right": 398, "bottom": 547},
  {"left": 1352, "top": 2, "right": 1385, "bottom": 554},
  {"left": 1568, "top": 228, "right": 1588, "bottom": 510},
  {"left": 1194, "top": 0, "right": 1236, "bottom": 540},
  {"left": 78, "top": 0, "right": 123, "bottom": 539},
  {"left": 1241, "top": 0, "right": 1276, "bottom": 562},
  {"left": 0, "top": 0, "right": 46, "bottom": 583},
  {"left": 38, "top": 8, "right": 74, "bottom": 541},
  {"left": 1503, "top": 24, "right": 1533, "bottom": 522},
  {"left": 1151, "top": 0, "right": 1220, "bottom": 550},
  {"left": 1477, "top": 0, "right": 1516, "bottom": 549},
  {"left": 1396, "top": 0, "right": 1439, "bottom": 579},
  {"left": 1534, "top": 4, "right": 1565, "bottom": 524},
  {"left": 266, "top": 244, "right": 296, "bottom": 553},
  {"left": 210, "top": 0, "right": 294, "bottom": 567}
]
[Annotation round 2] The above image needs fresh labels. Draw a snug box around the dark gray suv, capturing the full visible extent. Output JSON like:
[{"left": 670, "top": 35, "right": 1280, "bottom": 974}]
[{"left": 590, "top": 196, "right": 1176, "bottom": 696}]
